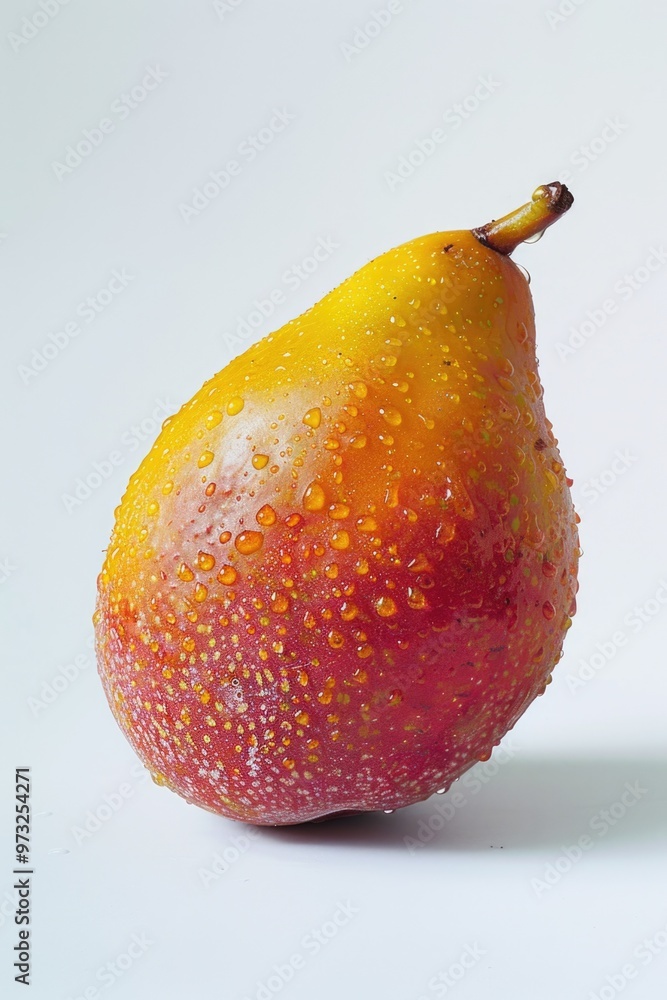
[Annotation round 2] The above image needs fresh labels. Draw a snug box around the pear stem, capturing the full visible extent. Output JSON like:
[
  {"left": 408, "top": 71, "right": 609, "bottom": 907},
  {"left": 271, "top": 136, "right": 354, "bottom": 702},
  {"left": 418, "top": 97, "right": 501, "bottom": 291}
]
[{"left": 472, "top": 182, "right": 574, "bottom": 256}]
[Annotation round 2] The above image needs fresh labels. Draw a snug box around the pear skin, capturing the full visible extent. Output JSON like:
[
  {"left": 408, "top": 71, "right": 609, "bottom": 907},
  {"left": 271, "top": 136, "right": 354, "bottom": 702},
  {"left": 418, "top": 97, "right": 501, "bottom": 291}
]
[{"left": 95, "top": 184, "right": 579, "bottom": 824}]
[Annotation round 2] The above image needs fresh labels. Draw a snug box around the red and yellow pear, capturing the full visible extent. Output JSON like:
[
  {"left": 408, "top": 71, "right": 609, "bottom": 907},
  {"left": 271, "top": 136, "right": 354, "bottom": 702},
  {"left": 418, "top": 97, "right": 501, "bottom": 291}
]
[{"left": 95, "top": 183, "right": 579, "bottom": 825}]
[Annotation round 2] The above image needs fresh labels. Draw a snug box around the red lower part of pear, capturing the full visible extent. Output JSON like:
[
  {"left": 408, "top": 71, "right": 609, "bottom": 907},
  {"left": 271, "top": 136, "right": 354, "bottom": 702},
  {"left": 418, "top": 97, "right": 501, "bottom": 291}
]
[{"left": 95, "top": 497, "right": 577, "bottom": 825}]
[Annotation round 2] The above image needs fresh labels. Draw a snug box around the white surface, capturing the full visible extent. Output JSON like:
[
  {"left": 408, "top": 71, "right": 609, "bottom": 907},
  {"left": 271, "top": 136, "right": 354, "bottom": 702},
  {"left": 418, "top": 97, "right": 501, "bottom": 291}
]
[{"left": 2, "top": 1, "right": 667, "bottom": 998}]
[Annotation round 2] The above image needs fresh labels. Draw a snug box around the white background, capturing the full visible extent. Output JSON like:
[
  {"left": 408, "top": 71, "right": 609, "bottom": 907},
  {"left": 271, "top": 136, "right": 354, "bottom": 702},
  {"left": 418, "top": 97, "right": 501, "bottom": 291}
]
[{"left": 2, "top": 1, "right": 667, "bottom": 998}]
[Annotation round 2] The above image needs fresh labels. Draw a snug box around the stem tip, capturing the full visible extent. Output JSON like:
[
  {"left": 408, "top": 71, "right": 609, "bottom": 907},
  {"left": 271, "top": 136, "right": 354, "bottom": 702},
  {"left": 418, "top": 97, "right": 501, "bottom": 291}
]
[{"left": 472, "top": 182, "right": 574, "bottom": 256}]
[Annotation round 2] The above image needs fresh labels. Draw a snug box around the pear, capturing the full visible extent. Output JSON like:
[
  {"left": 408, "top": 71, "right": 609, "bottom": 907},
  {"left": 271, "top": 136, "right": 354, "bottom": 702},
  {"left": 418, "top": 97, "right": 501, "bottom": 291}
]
[{"left": 95, "top": 184, "right": 579, "bottom": 825}]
